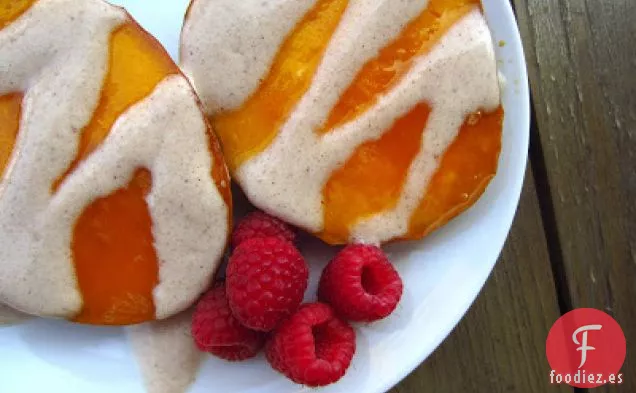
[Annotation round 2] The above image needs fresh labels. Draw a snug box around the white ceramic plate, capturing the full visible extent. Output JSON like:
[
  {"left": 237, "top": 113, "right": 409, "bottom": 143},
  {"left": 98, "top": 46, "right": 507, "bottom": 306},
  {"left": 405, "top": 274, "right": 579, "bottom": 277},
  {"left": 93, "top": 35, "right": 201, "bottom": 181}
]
[{"left": 0, "top": 1, "right": 529, "bottom": 392}]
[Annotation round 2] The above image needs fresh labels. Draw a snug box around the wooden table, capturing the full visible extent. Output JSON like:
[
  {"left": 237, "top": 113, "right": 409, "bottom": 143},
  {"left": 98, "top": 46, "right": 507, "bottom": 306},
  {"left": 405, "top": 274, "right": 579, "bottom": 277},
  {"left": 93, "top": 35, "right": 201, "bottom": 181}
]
[{"left": 392, "top": 1, "right": 635, "bottom": 392}]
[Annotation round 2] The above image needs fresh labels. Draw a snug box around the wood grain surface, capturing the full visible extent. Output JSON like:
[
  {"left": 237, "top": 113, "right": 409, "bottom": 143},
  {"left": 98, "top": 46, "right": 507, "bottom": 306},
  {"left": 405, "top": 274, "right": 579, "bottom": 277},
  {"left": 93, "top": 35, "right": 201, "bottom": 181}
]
[
  {"left": 391, "top": 168, "right": 570, "bottom": 393},
  {"left": 513, "top": 0, "right": 636, "bottom": 391}
]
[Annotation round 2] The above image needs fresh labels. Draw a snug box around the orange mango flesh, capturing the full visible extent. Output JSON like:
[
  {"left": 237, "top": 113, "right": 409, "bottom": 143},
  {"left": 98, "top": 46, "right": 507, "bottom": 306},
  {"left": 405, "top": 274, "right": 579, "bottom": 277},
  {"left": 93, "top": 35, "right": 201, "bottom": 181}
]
[
  {"left": 211, "top": 0, "right": 349, "bottom": 171},
  {"left": 72, "top": 169, "right": 158, "bottom": 325},
  {"left": 65, "top": 21, "right": 177, "bottom": 325},
  {"left": 0, "top": 93, "right": 22, "bottom": 180},
  {"left": 321, "top": 0, "right": 479, "bottom": 131},
  {"left": 320, "top": 103, "right": 431, "bottom": 244},
  {"left": 0, "top": 0, "right": 36, "bottom": 29},
  {"left": 407, "top": 107, "right": 504, "bottom": 239}
]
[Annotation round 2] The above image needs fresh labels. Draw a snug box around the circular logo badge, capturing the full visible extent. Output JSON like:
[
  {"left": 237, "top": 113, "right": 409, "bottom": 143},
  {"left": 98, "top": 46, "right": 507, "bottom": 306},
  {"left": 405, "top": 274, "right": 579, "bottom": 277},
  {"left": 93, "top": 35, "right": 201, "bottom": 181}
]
[{"left": 546, "top": 308, "right": 626, "bottom": 388}]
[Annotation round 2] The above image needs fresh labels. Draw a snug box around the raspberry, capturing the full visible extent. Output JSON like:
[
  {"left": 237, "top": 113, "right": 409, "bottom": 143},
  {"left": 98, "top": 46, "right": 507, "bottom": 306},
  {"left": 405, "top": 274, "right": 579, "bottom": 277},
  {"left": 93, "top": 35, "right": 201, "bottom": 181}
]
[
  {"left": 266, "top": 303, "right": 355, "bottom": 387},
  {"left": 226, "top": 237, "right": 308, "bottom": 331},
  {"left": 191, "top": 284, "right": 264, "bottom": 361},
  {"left": 232, "top": 211, "right": 296, "bottom": 248},
  {"left": 318, "top": 244, "right": 402, "bottom": 322}
]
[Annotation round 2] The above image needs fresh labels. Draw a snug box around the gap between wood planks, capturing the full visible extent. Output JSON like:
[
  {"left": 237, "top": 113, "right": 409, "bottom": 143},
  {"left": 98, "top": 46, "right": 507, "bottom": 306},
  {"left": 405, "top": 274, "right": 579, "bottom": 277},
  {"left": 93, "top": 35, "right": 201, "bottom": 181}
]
[
  {"left": 528, "top": 99, "right": 574, "bottom": 316},
  {"left": 528, "top": 97, "right": 582, "bottom": 393}
]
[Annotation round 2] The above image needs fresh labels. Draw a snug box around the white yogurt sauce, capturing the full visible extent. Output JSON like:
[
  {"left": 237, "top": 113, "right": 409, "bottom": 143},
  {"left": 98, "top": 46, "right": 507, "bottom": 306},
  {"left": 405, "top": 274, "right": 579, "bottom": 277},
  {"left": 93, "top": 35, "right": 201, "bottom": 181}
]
[
  {"left": 183, "top": 1, "right": 500, "bottom": 244},
  {"left": 128, "top": 309, "right": 203, "bottom": 393},
  {"left": 181, "top": 0, "right": 319, "bottom": 113},
  {"left": 0, "top": 0, "right": 124, "bottom": 318},
  {"left": 0, "top": 0, "right": 228, "bottom": 319}
]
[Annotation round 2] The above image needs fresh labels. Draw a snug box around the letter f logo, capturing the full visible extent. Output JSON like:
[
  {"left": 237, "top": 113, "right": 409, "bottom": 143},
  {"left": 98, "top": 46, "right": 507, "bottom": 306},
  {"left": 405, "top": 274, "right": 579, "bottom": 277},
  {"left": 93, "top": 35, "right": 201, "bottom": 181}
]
[{"left": 572, "top": 324, "right": 602, "bottom": 368}]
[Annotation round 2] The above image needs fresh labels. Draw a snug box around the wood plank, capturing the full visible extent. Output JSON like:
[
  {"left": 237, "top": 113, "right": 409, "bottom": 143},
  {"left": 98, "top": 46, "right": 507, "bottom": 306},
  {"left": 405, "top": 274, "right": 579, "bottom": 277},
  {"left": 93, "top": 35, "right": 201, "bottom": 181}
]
[
  {"left": 513, "top": 0, "right": 636, "bottom": 391},
  {"left": 392, "top": 168, "right": 569, "bottom": 393}
]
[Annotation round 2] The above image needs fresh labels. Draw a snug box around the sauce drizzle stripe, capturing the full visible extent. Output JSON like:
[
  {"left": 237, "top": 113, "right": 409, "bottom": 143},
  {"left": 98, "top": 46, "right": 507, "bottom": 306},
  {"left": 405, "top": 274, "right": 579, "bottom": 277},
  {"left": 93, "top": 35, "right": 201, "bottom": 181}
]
[
  {"left": 321, "top": 103, "right": 431, "bottom": 243},
  {"left": 52, "top": 21, "right": 178, "bottom": 192},
  {"left": 321, "top": 0, "right": 479, "bottom": 131},
  {"left": 319, "top": 0, "right": 482, "bottom": 241},
  {"left": 212, "top": 0, "right": 349, "bottom": 171},
  {"left": 408, "top": 106, "right": 503, "bottom": 238}
]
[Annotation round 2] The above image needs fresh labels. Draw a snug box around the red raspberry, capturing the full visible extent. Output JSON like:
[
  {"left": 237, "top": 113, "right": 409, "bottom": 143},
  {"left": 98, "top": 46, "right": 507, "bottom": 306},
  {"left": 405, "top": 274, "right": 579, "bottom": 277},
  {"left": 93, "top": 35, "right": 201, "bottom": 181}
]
[
  {"left": 226, "top": 237, "right": 308, "bottom": 331},
  {"left": 266, "top": 303, "right": 355, "bottom": 387},
  {"left": 191, "top": 284, "right": 264, "bottom": 361},
  {"left": 318, "top": 244, "right": 402, "bottom": 322},
  {"left": 232, "top": 211, "right": 296, "bottom": 248}
]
